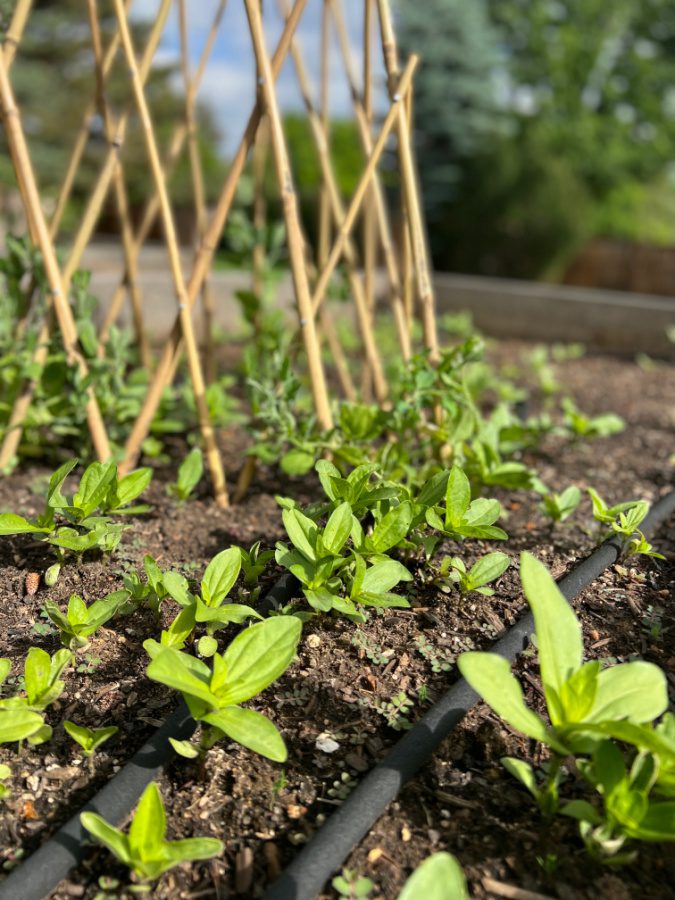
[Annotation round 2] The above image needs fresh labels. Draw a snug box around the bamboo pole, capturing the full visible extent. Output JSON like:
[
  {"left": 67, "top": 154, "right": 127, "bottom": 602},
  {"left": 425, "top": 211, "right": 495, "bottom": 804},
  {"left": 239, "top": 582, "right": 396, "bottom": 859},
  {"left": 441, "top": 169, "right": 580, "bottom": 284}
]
[
  {"left": 99, "top": 0, "right": 227, "bottom": 343},
  {"left": 0, "top": 0, "right": 170, "bottom": 467},
  {"left": 0, "top": 45, "right": 111, "bottom": 463},
  {"left": 112, "top": 0, "right": 228, "bottom": 507},
  {"left": 87, "top": 0, "right": 151, "bottom": 370},
  {"left": 314, "top": 0, "right": 356, "bottom": 403},
  {"left": 120, "top": 0, "right": 309, "bottom": 474},
  {"left": 361, "top": 0, "right": 377, "bottom": 400},
  {"left": 61, "top": 0, "right": 172, "bottom": 295},
  {"left": 309, "top": 55, "right": 418, "bottom": 321},
  {"left": 2, "top": 0, "right": 32, "bottom": 69},
  {"left": 179, "top": 0, "right": 217, "bottom": 384},
  {"left": 278, "top": 0, "right": 388, "bottom": 404},
  {"left": 317, "top": 0, "right": 332, "bottom": 272},
  {"left": 329, "top": 0, "right": 410, "bottom": 360},
  {"left": 401, "top": 87, "right": 414, "bottom": 331},
  {"left": 50, "top": 0, "right": 133, "bottom": 239},
  {"left": 251, "top": 1, "right": 269, "bottom": 318},
  {"left": 375, "top": 0, "right": 439, "bottom": 365},
  {"left": 251, "top": 114, "right": 269, "bottom": 327},
  {"left": 243, "top": 0, "right": 332, "bottom": 430}
]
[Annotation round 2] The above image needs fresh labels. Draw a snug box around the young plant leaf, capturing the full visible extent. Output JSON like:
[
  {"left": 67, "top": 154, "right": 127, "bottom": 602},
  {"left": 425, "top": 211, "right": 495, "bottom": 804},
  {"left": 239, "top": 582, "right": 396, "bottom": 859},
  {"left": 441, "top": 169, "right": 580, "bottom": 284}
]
[
  {"left": 587, "top": 661, "right": 668, "bottom": 725},
  {"left": 366, "top": 502, "right": 412, "bottom": 553},
  {"left": 457, "top": 652, "right": 558, "bottom": 748},
  {"left": 322, "top": 502, "right": 352, "bottom": 555},
  {"left": 217, "top": 617, "right": 302, "bottom": 707},
  {"left": 520, "top": 552, "right": 582, "bottom": 708},
  {"left": 0, "top": 513, "right": 49, "bottom": 535},
  {"left": 445, "top": 466, "right": 471, "bottom": 527},
  {"left": 202, "top": 707, "right": 287, "bottom": 762},
  {"left": 201, "top": 547, "right": 241, "bottom": 606},
  {"left": 397, "top": 851, "right": 468, "bottom": 900}
]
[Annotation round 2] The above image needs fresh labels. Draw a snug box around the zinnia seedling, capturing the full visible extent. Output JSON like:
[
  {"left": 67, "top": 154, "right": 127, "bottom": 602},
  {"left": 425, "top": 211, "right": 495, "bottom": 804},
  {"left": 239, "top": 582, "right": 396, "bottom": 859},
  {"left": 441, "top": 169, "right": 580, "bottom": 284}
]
[{"left": 81, "top": 782, "right": 222, "bottom": 887}]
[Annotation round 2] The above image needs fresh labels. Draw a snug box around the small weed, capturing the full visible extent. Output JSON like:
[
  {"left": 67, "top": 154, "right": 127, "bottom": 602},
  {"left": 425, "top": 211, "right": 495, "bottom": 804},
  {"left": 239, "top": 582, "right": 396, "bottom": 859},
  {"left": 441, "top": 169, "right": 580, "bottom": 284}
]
[
  {"left": 351, "top": 630, "right": 392, "bottom": 666},
  {"left": 327, "top": 771, "right": 358, "bottom": 801},
  {"left": 373, "top": 691, "right": 413, "bottom": 731},
  {"left": 415, "top": 635, "right": 453, "bottom": 674},
  {"left": 332, "top": 868, "right": 374, "bottom": 899}
]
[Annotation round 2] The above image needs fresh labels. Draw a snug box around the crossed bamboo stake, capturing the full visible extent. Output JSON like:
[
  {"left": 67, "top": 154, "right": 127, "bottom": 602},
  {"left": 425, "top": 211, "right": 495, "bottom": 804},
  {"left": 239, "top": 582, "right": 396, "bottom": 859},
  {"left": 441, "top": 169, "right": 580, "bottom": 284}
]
[
  {"left": 0, "top": 0, "right": 171, "bottom": 469},
  {"left": 98, "top": 0, "right": 227, "bottom": 347},
  {"left": 0, "top": 44, "right": 111, "bottom": 462},
  {"left": 119, "top": 0, "right": 312, "bottom": 474},
  {"left": 1, "top": 0, "right": 439, "bottom": 504}
]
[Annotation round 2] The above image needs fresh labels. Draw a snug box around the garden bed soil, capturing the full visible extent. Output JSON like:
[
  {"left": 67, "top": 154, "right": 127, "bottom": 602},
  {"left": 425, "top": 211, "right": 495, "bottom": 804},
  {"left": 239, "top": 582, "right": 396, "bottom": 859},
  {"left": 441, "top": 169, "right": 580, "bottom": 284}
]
[{"left": 0, "top": 342, "right": 673, "bottom": 899}]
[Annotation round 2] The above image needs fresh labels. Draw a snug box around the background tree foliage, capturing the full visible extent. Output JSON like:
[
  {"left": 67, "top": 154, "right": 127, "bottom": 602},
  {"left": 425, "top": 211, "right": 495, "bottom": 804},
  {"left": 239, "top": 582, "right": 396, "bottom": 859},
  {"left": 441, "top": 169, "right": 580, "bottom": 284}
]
[
  {"left": 397, "top": 0, "right": 675, "bottom": 278},
  {"left": 0, "top": 0, "right": 224, "bottom": 235}
]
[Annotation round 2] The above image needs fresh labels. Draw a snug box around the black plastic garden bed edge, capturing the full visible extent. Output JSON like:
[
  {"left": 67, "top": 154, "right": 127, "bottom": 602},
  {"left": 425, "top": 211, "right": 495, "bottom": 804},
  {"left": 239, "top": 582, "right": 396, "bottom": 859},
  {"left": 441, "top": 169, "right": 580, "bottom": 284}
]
[
  {"left": 263, "top": 487, "right": 675, "bottom": 900},
  {"left": 1, "top": 490, "right": 673, "bottom": 900}
]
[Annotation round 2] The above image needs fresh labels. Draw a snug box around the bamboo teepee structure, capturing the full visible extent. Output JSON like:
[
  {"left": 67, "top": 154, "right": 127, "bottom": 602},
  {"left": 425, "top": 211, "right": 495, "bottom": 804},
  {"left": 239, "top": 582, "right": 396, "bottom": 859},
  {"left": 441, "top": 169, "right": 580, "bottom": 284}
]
[{"left": 0, "top": 0, "right": 438, "bottom": 506}]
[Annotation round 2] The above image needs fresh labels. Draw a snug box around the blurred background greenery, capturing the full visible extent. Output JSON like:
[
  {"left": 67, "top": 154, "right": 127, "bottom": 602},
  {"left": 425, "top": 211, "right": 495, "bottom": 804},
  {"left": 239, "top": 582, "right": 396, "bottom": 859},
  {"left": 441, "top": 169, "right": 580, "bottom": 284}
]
[{"left": 2, "top": 0, "right": 675, "bottom": 287}]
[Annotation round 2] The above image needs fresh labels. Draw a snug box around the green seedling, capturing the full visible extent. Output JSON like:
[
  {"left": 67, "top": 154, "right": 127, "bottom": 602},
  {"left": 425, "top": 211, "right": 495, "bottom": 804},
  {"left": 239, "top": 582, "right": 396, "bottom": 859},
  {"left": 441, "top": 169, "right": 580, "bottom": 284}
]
[
  {"left": 0, "top": 764, "right": 11, "bottom": 800},
  {"left": 240, "top": 540, "right": 275, "bottom": 585},
  {"left": 166, "top": 447, "right": 203, "bottom": 503},
  {"left": 374, "top": 691, "right": 414, "bottom": 731},
  {"left": 331, "top": 868, "right": 374, "bottom": 899},
  {"left": 146, "top": 616, "right": 301, "bottom": 761},
  {"left": 148, "top": 547, "right": 261, "bottom": 656},
  {"left": 276, "top": 501, "right": 413, "bottom": 621},
  {"left": 398, "top": 852, "right": 468, "bottom": 900},
  {"left": 81, "top": 781, "right": 222, "bottom": 889},
  {"left": 425, "top": 465, "right": 507, "bottom": 541},
  {"left": 0, "top": 649, "right": 72, "bottom": 746},
  {"left": 562, "top": 739, "right": 675, "bottom": 862},
  {"left": 562, "top": 397, "right": 624, "bottom": 439},
  {"left": 415, "top": 635, "right": 453, "bottom": 673},
  {"left": 464, "top": 438, "right": 541, "bottom": 492},
  {"left": 440, "top": 551, "right": 510, "bottom": 596},
  {"left": 44, "top": 591, "right": 125, "bottom": 650},
  {"left": 120, "top": 555, "right": 171, "bottom": 618},
  {"left": 587, "top": 489, "right": 664, "bottom": 560},
  {"left": 315, "top": 460, "right": 401, "bottom": 518},
  {"left": 0, "top": 459, "right": 152, "bottom": 584},
  {"left": 458, "top": 552, "right": 668, "bottom": 817},
  {"left": 587, "top": 488, "right": 644, "bottom": 526},
  {"left": 539, "top": 485, "right": 581, "bottom": 524},
  {"left": 64, "top": 721, "right": 118, "bottom": 771}
]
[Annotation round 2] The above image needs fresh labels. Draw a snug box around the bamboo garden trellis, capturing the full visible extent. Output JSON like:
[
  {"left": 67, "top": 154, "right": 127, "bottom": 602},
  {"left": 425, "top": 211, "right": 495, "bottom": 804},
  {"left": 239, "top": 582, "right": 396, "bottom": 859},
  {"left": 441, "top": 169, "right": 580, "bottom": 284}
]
[{"left": 0, "top": 0, "right": 440, "bottom": 505}]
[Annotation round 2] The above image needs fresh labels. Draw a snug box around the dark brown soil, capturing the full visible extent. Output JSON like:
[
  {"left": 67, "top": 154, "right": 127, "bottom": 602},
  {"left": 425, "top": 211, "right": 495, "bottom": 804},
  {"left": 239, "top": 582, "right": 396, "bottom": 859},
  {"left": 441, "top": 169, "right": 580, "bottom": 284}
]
[{"left": 0, "top": 342, "right": 673, "bottom": 900}]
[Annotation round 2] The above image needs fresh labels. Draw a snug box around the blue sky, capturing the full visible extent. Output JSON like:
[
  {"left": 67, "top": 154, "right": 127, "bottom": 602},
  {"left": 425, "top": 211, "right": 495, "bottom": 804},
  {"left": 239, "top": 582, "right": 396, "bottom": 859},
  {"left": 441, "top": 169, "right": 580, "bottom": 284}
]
[{"left": 131, "top": 1, "right": 388, "bottom": 155}]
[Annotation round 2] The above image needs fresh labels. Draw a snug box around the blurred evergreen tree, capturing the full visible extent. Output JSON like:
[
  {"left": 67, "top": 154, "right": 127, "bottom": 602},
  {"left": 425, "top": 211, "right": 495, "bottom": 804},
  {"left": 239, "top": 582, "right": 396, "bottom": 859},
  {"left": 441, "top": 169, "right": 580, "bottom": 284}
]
[
  {"left": 396, "top": 0, "right": 503, "bottom": 259},
  {"left": 397, "top": 0, "right": 675, "bottom": 278}
]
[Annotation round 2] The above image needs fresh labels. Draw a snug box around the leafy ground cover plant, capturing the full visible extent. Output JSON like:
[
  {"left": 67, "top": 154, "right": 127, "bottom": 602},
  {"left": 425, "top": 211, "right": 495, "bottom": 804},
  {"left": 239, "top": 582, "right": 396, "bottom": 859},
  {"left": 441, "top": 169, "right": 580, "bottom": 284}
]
[
  {"left": 0, "top": 459, "right": 152, "bottom": 583},
  {"left": 0, "top": 648, "right": 72, "bottom": 746},
  {"left": 458, "top": 552, "right": 672, "bottom": 860},
  {"left": 146, "top": 616, "right": 302, "bottom": 761},
  {"left": 81, "top": 781, "right": 222, "bottom": 890}
]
